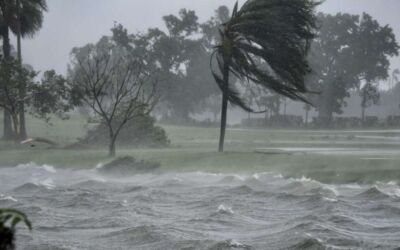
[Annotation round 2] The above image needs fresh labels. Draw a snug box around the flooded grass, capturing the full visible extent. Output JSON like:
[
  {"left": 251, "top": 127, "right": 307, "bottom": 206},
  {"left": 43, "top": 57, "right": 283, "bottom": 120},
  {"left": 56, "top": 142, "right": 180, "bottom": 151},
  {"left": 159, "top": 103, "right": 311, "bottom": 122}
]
[{"left": 0, "top": 117, "right": 400, "bottom": 183}]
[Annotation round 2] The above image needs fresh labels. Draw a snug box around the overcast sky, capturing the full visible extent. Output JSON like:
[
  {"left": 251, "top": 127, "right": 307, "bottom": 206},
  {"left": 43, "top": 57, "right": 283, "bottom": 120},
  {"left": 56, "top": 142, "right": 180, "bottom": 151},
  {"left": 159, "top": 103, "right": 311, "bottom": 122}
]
[{"left": 17, "top": 0, "right": 400, "bottom": 76}]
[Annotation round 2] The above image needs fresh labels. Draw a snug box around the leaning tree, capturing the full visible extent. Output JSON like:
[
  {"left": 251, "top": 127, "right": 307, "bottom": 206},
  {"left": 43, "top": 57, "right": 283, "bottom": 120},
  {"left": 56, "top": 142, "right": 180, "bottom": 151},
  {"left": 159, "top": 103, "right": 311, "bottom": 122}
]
[{"left": 211, "top": 0, "right": 319, "bottom": 152}]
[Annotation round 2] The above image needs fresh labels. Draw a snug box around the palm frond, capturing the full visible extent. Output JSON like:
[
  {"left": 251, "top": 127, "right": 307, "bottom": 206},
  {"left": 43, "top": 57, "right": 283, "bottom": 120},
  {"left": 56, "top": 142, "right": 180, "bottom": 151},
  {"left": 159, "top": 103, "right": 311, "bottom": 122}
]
[
  {"left": 0, "top": 208, "right": 32, "bottom": 231},
  {"left": 212, "top": 0, "right": 319, "bottom": 111}
]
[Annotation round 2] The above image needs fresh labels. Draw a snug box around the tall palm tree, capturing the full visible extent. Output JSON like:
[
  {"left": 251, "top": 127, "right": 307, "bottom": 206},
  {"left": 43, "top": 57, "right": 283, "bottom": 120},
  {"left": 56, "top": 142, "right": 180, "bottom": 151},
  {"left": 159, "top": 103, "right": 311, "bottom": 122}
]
[
  {"left": 0, "top": 0, "right": 16, "bottom": 140},
  {"left": 15, "top": 0, "right": 47, "bottom": 140},
  {"left": 0, "top": 0, "right": 47, "bottom": 140},
  {"left": 211, "top": 0, "right": 319, "bottom": 152}
]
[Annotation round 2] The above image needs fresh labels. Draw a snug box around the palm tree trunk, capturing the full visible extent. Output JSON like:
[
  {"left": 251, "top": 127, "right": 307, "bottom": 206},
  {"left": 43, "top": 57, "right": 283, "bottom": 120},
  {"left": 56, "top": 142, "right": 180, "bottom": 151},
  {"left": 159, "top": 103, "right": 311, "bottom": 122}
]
[
  {"left": 16, "top": 0, "right": 27, "bottom": 140},
  {"left": 1, "top": 25, "right": 16, "bottom": 140},
  {"left": 218, "top": 62, "right": 230, "bottom": 153}
]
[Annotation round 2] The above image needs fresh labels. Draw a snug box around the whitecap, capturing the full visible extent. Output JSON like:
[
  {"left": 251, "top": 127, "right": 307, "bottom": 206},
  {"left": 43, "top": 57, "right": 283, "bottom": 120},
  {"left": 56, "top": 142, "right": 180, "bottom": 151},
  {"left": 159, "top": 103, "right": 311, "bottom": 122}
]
[
  {"left": 323, "top": 197, "right": 338, "bottom": 202},
  {"left": 42, "top": 164, "right": 56, "bottom": 173},
  {"left": 232, "top": 174, "right": 245, "bottom": 181},
  {"left": 228, "top": 239, "right": 245, "bottom": 247},
  {"left": 95, "top": 162, "right": 104, "bottom": 169},
  {"left": 0, "top": 194, "right": 18, "bottom": 202},
  {"left": 375, "top": 181, "right": 400, "bottom": 198},
  {"left": 323, "top": 184, "right": 339, "bottom": 196},
  {"left": 36, "top": 178, "right": 56, "bottom": 189},
  {"left": 16, "top": 161, "right": 37, "bottom": 169},
  {"left": 217, "top": 204, "right": 234, "bottom": 215}
]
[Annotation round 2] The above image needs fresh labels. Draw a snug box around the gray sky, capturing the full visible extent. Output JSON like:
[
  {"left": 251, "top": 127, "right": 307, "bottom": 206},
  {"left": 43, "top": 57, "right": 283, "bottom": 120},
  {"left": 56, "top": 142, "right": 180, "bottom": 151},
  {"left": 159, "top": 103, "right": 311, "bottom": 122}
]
[{"left": 18, "top": 0, "right": 400, "bottom": 76}]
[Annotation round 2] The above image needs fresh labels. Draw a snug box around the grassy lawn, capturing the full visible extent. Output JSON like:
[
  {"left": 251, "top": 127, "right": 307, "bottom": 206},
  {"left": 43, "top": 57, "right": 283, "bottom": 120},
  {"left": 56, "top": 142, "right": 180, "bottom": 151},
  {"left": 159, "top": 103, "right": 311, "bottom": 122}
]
[{"left": 1, "top": 114, "right": 400, "bottom": 183}]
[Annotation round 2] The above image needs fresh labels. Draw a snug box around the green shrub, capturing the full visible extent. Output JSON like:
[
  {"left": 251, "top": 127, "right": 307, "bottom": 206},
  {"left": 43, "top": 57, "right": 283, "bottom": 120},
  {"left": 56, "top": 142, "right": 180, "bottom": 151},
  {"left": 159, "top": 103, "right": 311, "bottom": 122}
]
[{"left": 73, "top": 115, "right": 170, "bottom": 148}]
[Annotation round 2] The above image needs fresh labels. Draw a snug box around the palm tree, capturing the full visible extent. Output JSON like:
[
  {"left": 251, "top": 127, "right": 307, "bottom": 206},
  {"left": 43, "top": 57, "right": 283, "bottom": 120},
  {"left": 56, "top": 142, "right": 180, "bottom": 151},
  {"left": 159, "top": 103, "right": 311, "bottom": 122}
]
[
  {"left": 0, "top": 0, "right": 16, "bottom": 140},
  {"left": 15, "top": 0, "right": 48, "bottom": 140},
  {"left": 211, "top": 0, "right": 319, "bottom": 152},
  {"left": 0, "top": 0, "right": 47, "bottom": 140}
]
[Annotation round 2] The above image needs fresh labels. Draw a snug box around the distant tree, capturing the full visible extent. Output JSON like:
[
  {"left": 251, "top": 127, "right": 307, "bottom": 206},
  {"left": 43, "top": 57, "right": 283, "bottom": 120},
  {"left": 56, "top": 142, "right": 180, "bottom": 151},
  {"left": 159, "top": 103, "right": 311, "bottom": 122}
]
[
  {"left": 126, "top": 8, "right": 223, "bottom": 122},
  {"left": 259, "top": 95, "right": 281, "bottom": 118},
  {"left": 201, "top": 5, "right": 230, "bottom": 50},
  {"left": 303, "top": 103, "right": 312, "bottom": 127},
  {"left": 204, "top": 94, "right": 221, "bottom": 122},
  {"left": 211, "top": 0, "right": 319, "bottom": 152},
  {"left": 391, "top": 69, "right": 400, "bottom": 89},
  {"left": 360, "top": 82, "right": 380, "bottom": 121},
  {"left": 68, "top": 35, "right": 158, "bottom": 157},
  {"left": 310, "top": 13, "right": 399, "bottom": 127},
  {"left": 354, "top": 13, "right": 398, "bottom": 123},
  {"left": 29, "top": 70, "right": 71, "bottom": 122},
  {"left": 0, "top": 58, "right": 71, "bottom": 138},
  {"left": 309, "top": 13, "right": 361, "bottom": 127},
  {"left": 0, "top": 58, "right": 35, "bottom": 136}
]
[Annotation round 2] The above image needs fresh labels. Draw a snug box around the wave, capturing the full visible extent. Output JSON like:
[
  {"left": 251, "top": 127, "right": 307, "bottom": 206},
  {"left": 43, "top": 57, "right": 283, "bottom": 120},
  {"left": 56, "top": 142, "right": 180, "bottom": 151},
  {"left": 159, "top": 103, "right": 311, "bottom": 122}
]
[
  {"left": 208, "top": 239, "right": 253, "bottom": 250},
  {"left": 0, "top": 194, "right": 18, "bottom": 202},
  {"left": 16, "top": 162, "right": 57, "bottom": 173},
  {"left": 356, "top": 187, "right": 392, "bottom": 200},
  {"left": 11, "top": 182, "right": 54, "bottom": 194},
  {"left": 100, "top": 225, "right": 166, "bottom": 245},
  {"left": 217, "top": 204, "right": 235, "bottom": 215},
  {"left": 286, "top": 237, "right": 325, "bottom": 250}
]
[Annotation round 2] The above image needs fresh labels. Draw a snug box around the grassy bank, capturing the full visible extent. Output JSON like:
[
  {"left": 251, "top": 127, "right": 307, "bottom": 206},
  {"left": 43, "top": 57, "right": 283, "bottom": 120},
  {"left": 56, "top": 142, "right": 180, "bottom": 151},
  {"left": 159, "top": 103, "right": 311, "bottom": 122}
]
[{"left": 1, "top": 115, "right": 400, "bottom": 183}]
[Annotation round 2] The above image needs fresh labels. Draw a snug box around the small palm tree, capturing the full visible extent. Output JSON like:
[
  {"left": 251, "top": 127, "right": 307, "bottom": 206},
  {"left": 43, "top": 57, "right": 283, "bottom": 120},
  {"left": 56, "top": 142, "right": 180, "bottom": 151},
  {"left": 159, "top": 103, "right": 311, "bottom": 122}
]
[{"left": 211, "top": 0, "right": 319, "bottom": 152}]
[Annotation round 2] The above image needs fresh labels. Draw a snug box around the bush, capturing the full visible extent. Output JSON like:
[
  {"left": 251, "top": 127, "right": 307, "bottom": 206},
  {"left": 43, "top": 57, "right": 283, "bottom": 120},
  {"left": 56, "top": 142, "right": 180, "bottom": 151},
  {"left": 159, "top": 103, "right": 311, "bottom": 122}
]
[
  {"left": 73, "top": 115, "right": 170, "bottom": 148},
  {"left": 98, "top": 156, "right": 161, "bottom": 176}
]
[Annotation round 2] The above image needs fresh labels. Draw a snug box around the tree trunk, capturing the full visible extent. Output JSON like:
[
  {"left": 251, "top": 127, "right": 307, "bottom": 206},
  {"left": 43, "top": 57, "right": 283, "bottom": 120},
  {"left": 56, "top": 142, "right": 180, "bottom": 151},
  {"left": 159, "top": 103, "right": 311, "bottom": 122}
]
[
  {"left": 283, "top": 98, "right": 287, "bottom": 118},
  {"left": 361, "top": 106, "right": 366, "bottom": 126},
  {"left": 108, "top": 138, "right": 116, "bottom": 157},
  {"left": 1, "top": 26, "right": 16, "bottom": 140},
  {"left": 318, "top": 97, "right": 334, "bottom": 128},
  {"left": 305, "top": 110, "right": 309, "bottom": 128},
  {"left": 3, "top": 111, "right": 14, "bottom": 140},
  {"left": 11, "top": 114, "right": 19, "bottom": 138},
  {"left": 218, "top": 61, "right": 230, "bottom": 153},
  {"left": 108, "top": 130, "right": 117, "bottom": 157},
  {"left": 16, "top": 0, "right": 27, "bottom": 140}
]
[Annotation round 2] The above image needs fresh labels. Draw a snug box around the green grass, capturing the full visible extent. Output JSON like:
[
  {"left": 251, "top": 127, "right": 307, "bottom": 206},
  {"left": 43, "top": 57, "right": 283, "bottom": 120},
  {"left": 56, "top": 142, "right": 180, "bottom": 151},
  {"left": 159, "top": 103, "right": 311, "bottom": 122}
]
[{"left": 1, "top": 114, "right": 400, "bottom": 183}]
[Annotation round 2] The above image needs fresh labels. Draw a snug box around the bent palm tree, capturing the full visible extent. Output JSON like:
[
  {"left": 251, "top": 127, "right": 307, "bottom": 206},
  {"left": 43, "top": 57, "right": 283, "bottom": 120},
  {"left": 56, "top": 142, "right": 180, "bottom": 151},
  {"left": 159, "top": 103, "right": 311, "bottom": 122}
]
[{"left": 211, "top": 0, "right": 319, "bottom": 152}]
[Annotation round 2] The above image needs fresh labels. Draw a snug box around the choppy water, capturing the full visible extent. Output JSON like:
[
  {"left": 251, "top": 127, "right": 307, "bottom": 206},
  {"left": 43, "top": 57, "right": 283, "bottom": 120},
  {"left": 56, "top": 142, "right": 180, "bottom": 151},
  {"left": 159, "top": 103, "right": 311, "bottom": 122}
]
[{"left": 1, "top": 163, "right": 400, "bottom": 249}]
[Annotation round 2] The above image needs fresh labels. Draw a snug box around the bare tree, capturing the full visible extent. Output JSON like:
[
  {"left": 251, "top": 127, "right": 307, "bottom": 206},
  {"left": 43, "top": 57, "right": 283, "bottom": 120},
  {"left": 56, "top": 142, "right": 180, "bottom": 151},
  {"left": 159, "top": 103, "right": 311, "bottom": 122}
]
[{"left": 69, "top": 37, "right": 158, "bottom": 157}]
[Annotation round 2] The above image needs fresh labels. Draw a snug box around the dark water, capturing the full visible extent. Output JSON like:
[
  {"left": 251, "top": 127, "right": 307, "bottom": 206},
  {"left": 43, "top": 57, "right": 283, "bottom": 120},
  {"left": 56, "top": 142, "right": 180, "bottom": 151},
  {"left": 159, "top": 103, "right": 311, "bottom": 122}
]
[{"left": 1, "top": 163, "right": 400, "bottom": 250}]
